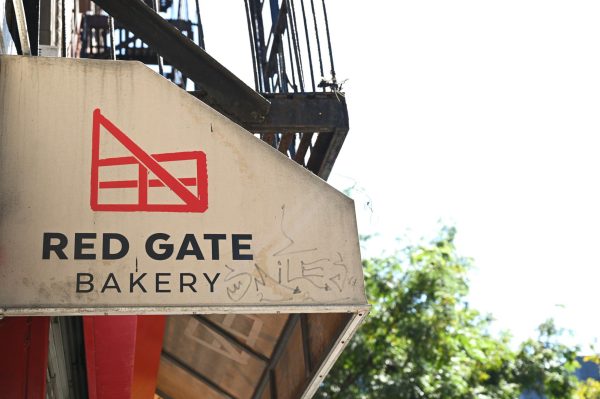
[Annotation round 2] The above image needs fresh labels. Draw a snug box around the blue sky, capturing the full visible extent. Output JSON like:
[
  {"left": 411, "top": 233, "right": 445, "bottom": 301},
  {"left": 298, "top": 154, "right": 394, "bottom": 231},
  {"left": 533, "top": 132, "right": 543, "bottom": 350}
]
[{"left": 200, "top": 0, "right": 600, "bottom": 349}]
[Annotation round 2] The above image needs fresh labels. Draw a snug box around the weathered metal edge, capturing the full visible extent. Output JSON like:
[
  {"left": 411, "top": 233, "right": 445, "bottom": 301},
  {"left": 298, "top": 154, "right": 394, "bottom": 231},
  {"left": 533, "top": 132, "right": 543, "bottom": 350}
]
[
  {"left": 0, "top": 304, "right": 370, "bottom": 317},
  {"left": 300, "top": 309, "right": 370, "bottom": 399}
]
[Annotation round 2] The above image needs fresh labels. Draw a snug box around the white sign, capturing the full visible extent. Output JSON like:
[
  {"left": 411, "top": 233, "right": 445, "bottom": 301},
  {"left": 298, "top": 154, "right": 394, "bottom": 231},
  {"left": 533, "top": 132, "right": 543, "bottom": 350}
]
[{"left": 0, "top": 56, "right": 367, "bottom": 315}]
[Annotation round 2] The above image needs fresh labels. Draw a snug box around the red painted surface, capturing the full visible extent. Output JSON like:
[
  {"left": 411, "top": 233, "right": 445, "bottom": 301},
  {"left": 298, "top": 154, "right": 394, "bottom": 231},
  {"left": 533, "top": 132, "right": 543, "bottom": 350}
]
[
  {"left": 84, "top": 315, "right": 166, "bottom": 399},
  {"left": 132, "top": 316, "right": 166, "bottom": 399},
  {"left": 90, "top": 109, "right": 208, "bottom": 213},
  {"left": 84, "top": 316, "right": 137, "bottom": 399},
  {"left": 0, "top": 317, "right": 50, "bottom": 399}
]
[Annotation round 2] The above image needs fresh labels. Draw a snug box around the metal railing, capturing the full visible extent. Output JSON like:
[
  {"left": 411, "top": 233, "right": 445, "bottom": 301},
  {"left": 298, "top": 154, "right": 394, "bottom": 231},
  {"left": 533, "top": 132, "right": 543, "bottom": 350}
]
[
  {"left": 79, "top": 14, "right": 193, "bottom": 64},
  {"left": 243, "top": 0, "right": 347, "bottom": 179},
  {"left": 245, "top": 0, "right": 339, "bottom": 95}
]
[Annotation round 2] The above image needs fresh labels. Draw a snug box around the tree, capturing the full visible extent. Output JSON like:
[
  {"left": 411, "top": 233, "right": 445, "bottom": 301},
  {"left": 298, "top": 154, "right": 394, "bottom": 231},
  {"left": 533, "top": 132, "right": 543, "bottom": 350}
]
[
  {"left": 575, "top": 356, "right": 600, "bottom": 399},
  {"left": 576, "top": 379, "right": 600, "bottom": 399},
  {"left": 317, "top": 227, "right": 581, "bottom": 398}
]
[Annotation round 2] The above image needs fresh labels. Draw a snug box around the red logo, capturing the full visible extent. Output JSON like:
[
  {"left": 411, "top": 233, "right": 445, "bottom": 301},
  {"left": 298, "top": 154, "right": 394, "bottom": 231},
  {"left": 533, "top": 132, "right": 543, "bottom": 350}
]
[{"left": 90, "top": 109, "right": 208, "bottom": 212}]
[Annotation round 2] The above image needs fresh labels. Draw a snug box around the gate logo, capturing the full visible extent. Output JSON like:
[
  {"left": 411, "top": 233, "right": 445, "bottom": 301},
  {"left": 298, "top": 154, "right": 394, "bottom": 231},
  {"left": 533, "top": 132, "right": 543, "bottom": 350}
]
[{"left": 90, "top": 109, "right": 208, "bottom": 213}]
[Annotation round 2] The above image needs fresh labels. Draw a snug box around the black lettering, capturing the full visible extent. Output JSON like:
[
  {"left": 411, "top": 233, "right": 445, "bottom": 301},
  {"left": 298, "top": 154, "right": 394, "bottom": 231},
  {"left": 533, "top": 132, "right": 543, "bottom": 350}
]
[
  {"left": 42, "top": 232, "right": 68, "bottom": 260},
  {"left": 146, "top": 233, "right": 173, "bottom": 260},
  {"left": 130, "top": 273, "right": 147, "bottom": 293},
  {"left": 232, "top": 234, "right": 253, "bottom": 260},
  {"left": 101, "top": 273, "right": 121, "bottom": 293},
  {"left": 74, "top": 233, "right": 96, "bottom": 260},
  {"left": 156, "top": 273, "right": 171, "bottom": 293},
  {"left": 203, "top": 234, "right": 226, "bottom": 260},
  {"left": 76, "top": 273, "right": 94, "bottom": 293},
  {"left": 203, "top": 272, "right": 220, "bottom": 293},
  {"left": 180, "top": 273, "right": 197, "bottom": 293},
  {"left": 103, "top": 233, "right": 129, "bottom": 260},
  {"left": 176, "top": 234, "right": 204, "bottom": 260}
]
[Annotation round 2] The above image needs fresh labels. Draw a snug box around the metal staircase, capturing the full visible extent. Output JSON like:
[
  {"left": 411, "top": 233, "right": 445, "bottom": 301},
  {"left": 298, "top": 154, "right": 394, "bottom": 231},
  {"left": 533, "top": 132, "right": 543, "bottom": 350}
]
[{"left": 78, "top": 0, "right": 348, "bottom": 179}]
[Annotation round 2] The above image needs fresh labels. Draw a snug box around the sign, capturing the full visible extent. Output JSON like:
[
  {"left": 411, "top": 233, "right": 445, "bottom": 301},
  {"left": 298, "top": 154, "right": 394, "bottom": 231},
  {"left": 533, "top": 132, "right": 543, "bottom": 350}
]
[{"left": 0, "top": 56, "right": 367, "bottom": 315}]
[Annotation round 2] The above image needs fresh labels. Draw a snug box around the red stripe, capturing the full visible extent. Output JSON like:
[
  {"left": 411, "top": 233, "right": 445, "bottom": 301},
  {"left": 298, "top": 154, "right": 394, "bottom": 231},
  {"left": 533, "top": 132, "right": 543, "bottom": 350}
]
[
  {"left": 149, "top": 177, "right": 196, "bottom": 187},
  {"left": 97, "top": 152, "right": 205, "bottom": 167},
  {"left": 92, "top": 204, "right": 197, "bottom": 212},
  {"left": 97, "top": 156, "right": 137, "bottom": 167},
  {"left": 138, "top": 165, "right": 148, "bottom": 206},
  {"left": 99, "top": 178, "right": 197, "bottom": 189},
  {"left": 99, "top": 180, "right": 138, "bottom": 189},
  {"left": 90, "top": 110, "right": 101, "bottom": 209},
  {"left": 152, "top": 151, "right": 204, "bottom": 162}
]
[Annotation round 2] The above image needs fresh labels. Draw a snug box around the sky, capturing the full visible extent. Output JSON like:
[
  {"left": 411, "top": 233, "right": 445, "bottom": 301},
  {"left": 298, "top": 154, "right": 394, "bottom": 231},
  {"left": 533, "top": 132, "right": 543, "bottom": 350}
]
[{"left": 197, "top": 0, "right": 600, "bottom": 349}]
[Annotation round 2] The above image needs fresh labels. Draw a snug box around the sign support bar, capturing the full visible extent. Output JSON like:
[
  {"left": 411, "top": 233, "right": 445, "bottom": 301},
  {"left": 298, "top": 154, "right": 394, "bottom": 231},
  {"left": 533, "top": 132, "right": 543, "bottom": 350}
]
[
  {"left": 0, "top": 317, "right": 50, "bottom": 398},
  {"left": 84, "top": 315, "right": 165, "bottom": 399}
]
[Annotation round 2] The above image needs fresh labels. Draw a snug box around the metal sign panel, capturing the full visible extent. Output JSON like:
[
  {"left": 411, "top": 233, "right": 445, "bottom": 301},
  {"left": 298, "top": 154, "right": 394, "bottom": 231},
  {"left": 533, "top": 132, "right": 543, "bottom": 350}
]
[{"left": 0, "top": 56, "right": 367, "bottom": 315}]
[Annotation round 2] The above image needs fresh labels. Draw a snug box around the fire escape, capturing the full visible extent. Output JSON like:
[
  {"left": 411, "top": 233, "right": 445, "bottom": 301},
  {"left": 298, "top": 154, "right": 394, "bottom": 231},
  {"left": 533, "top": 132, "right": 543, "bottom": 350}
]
[
  {"left": 237, "top": 0, "right": 349, "bottom": 179},
  {"left": 78, "top": 0, "right": 348, "bottom": 179}
]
